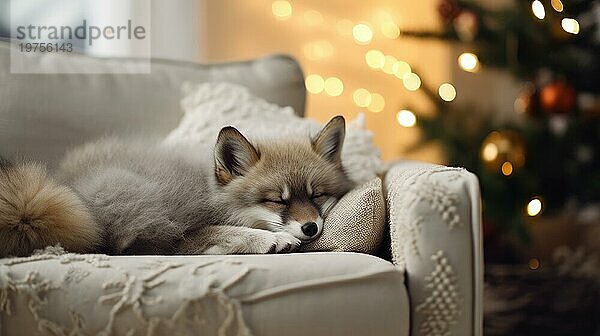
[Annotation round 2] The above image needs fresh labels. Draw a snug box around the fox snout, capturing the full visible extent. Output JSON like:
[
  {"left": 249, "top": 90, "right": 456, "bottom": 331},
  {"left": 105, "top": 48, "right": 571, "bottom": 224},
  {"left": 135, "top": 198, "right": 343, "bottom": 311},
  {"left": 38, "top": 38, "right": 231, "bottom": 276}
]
[{"left": 285, "top": 201, "right": 323, "bottom": 240}]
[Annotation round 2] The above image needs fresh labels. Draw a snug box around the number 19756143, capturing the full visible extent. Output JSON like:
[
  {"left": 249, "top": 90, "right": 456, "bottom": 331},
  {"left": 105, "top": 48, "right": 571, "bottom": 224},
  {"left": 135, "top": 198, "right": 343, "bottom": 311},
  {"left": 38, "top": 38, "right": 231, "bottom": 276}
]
[{"left": 19, "top": 42, "right": 73, "bottom": 53}]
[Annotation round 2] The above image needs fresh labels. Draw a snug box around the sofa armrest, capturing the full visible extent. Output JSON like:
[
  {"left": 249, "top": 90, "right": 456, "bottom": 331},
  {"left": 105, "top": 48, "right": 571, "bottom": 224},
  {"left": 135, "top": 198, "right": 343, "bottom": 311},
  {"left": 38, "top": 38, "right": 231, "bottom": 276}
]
[{"left": 383, "top": 161, "right": 483, "bottom": 336}]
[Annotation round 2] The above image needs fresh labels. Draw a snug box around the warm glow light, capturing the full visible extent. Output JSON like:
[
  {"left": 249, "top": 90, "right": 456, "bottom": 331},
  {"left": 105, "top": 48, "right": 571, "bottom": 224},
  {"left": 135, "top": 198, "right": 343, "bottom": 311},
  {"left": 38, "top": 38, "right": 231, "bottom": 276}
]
[
  {"left": 353, "top": 88, "right": 372, "bottom": 108},
  {"left": 272, "top": 1, "right": 292, "bottom": 20},
  {"left": 382, "top": 55, "right": 398, "bottom": 74},
  {"left": 381, "top": 21, "right": 400, "bottom": 39},
  {"left": 305, "top": 74, "right": 324, "bottom": 94},
  {"left": 531, "top": 0, "right": 545, "bottom": 19},
  {"left": 438, "top": 83, "right": 457, "bottom": 101},
  {"left": 551, "top": 0, "right": 563, "bottom": 12},
  {"left": 482, "top": 143, "right": 498, "bottom": 161},
  {"left": 352, "top": 23, "right": 373, "bottom": 44},
  {"left": 368, "top": 93, "right": 385, "bottom": 112},
  {"left": 304, "top": 10, "right": 323, "bottom": 26},
  {"left": 561, "top": 18, "right": 580, "bottom": 34},
  {"left": 501, "top": 162, "right": 514, "bottom": 176},
  {"left": 393, "top": 61, "right": 411, "bottom": 79},
  {"left": 396, "top": 110, "right": 417, "bottom": 127},
  {"left": 365, "top": 50, "right": 385, "bottom": 69},
  {"left": 526, "top": 198, "right": 543, "bottom": 217},
  {"left": 458, "top": 53, "right": 480, "bottom": 72},
  {"left": 403, "top": 73, "right": 421, "bottom": 91},
  {"left": 324, "top": 77, "right": 344, "bottom": 96}
]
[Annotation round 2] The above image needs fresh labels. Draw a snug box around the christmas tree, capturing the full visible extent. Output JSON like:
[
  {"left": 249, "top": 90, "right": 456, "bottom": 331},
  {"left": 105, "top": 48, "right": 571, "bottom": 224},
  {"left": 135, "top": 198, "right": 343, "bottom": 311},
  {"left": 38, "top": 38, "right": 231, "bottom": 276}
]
[{"left": 402, "top": 0, "right": 599, "bottom": 249}]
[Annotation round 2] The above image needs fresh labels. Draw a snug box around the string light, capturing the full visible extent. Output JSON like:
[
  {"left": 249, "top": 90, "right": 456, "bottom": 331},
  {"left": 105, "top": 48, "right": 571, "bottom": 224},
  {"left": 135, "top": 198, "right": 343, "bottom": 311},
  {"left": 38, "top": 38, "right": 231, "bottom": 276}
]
[
  {"left": 501, "top": 161, "right": 514, "bottom": 176},
  {"left": 526, "top": 198, "right": 543, "bottom": 217},
  {"left": 368, "top": 93, "right": 385, "bottom": 112},
  {"left": 352, "top": 23, "right": 373, "bottom": 45},
  {"left": 551, "top": 0, "right": 563, "bottom": 12},
  {"left": 458, "top": 53, "right": 480, "bottom": 72},
  {"left": 403, "top": 73, "right": 421, "bottom": 91},
  {"left": 438, "top": 83, "right": 457, "bottom": 101},
  {"left": 393, "top": 61, "right": 411, "bottom": 79},
  {"left": 397, "top": 110, "right": 417, "bottom": 127},
  {"left": 305, "top": 74, "right": 324, "bottom": 94},
  {"left": 531, "top": 0, "right": 545, "bottom": 20},
  {"left": 324, "top": 77, "right": 344, "bottom": 96},
  {"left": 561, "top": 18, "right": 580, "bottom": 34},
  {"left": 272, "top": 1, "right": 292, "bottom": 20},
  {"left": 353, "top": 88, "right": 372, "bottom": 107},
  {"left": 382, "top": 55, "right": 398, "bottom": 74},
  {"left": 303, "top": 10, "right": 323, "bottom": 26},
  {"left": 365, "top": 50, "right": 385, "bottom": 69},
  {"left": 381, "top": 21, "right": 400, "bottom": 39}
]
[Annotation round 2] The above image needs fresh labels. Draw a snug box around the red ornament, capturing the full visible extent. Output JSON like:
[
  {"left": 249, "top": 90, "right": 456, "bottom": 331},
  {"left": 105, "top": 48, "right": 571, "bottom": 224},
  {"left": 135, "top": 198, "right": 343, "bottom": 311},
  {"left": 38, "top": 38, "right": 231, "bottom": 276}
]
[
  {"left": 438, "top": 0, "right": 461, "bottom": 25},
  {"left": 540, "top": 80, "right": 577, "bottom": 114}
]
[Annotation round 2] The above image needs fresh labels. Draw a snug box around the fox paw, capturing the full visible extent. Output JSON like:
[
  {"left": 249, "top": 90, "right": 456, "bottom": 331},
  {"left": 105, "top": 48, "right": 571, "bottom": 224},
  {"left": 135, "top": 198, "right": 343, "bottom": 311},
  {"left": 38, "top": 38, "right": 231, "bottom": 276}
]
[{"left": 263, "top": 232, "right": 302, "bottom": 254}]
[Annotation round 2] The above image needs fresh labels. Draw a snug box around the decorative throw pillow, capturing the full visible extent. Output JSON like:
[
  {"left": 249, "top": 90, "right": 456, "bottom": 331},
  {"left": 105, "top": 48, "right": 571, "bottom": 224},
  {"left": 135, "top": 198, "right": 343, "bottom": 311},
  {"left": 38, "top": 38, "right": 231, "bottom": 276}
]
[
  {"left": 162, "top": 81, "right": 384, "bottom": 184},
  {"left": 298, "top": 177, "right": 386, "bottom": 254}
]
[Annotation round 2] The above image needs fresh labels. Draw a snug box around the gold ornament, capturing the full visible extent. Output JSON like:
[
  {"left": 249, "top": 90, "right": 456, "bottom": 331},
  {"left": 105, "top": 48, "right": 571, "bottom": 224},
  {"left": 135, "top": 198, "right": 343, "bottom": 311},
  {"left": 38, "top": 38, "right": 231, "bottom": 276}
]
[{"left": 480, "top": 130, "right": 526, "bottom": 175}]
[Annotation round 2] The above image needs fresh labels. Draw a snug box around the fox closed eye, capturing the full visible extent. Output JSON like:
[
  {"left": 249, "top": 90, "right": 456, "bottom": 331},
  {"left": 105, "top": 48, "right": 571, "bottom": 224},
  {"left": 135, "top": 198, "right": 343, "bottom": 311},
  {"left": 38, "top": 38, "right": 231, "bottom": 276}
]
[{"left": 261, "top": 198, "right": 288, "bottom": 205}]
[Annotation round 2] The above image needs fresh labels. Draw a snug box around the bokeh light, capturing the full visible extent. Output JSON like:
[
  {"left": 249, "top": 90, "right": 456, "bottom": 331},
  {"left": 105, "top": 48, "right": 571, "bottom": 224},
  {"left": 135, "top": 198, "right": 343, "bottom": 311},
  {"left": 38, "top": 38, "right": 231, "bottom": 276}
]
[
  {"left": 526, "top": 198, "right": 543, "bottom": 216},
  {"left": 438, "top": 83, "right": 457, "bottom": 101},
  {"left": 381, "top": 21, "right": 400, "bottom": 39},
  {"left": 368, "top": 93, "right": 385, "bottom": 112},
  {"left": 458, "top": 53, "right": 480, "bottom": 72},
  {"left": 561, "top": 18, "right": 580, "bottom": 34},
  {"left": 365, "top": 49, "right": 385, "bottom": 69},
  {"left": 397, "top": 110, "right": 417, "bottom": 127},
  {"left": 272, "top": 1, "right": 292, "bottom": 20},
  {"left": 551, "top": 0, "right": 563, "bottom": 12},
  {"left": 305, "top": 74, "right": 324, "bottom": 94},
  {"left": 531, "top": 0, "right": 545, "bottom": 20},
  {"left": 403, "top": 73, "right": 421, "bottom": 91},
  {"left": 393, "top": 61, "right": 411, "bottom": 79},
  {"left": 324, "top": 77, "right": 344, "bottom": 96},
  {"left": 382, "top": 55, "right": 398, "bottom": 74},
  {"left": 501, "top": 161, "right": 514, "bottom": 176},
  {"left": 352, "top": 23, "right": 373, "bottom": 44},
  {"left": 353, "top": 88, "right": 372, "bottom": 107}
]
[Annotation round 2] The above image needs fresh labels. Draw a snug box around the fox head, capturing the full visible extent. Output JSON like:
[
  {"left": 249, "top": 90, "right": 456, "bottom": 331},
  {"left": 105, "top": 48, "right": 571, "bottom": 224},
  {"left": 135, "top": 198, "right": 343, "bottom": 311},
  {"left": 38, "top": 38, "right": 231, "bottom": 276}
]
[{"left": 213, "top": 116, "right": 354, "bottom": 242}]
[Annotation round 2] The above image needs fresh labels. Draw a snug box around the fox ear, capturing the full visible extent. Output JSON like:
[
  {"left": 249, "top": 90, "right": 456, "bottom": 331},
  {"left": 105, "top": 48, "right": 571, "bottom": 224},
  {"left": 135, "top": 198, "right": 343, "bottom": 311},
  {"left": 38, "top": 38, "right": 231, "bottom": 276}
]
[
  {"left": 214, "top": 127, "right": 260, "bottom": 185},
  {"left": 312, "top": 116, "right": 345, "bottom": 163}
]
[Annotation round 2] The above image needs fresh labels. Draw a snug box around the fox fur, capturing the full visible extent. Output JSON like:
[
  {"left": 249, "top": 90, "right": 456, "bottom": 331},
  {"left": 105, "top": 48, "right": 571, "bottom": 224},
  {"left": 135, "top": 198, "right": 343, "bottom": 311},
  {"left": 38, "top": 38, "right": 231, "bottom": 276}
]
[
  {"left": 0, "top": 160, "right": 101, "bottom": 257},
  {"left": 0, "top": 116, "right": 353, "bottom": 256}
]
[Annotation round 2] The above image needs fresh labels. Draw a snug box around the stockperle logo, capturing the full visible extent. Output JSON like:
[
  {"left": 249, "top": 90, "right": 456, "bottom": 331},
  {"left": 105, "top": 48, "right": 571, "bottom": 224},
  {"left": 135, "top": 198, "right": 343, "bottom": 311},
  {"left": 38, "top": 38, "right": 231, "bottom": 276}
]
[{"left": 9, "top": 0, "right": 151, "bottom": 74}]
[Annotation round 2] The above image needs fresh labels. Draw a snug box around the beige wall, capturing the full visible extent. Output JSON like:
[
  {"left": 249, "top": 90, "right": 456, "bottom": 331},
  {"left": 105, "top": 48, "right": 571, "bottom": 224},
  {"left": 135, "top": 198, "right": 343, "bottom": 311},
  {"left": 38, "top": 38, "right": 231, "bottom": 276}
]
[{"left": 198, "top": 0, "right": 454, "bottom": 162}]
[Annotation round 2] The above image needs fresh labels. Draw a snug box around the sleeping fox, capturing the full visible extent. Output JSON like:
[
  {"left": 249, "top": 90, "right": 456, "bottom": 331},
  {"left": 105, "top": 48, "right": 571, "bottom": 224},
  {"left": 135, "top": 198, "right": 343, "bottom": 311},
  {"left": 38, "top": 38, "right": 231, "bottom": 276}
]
[{"left": 0, "top": 116, "right": 354, "bottom": 257}]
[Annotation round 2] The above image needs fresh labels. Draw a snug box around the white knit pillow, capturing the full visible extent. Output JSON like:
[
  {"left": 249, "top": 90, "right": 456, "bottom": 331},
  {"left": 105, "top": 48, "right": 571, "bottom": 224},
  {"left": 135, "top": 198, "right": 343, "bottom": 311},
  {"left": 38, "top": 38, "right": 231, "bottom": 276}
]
[
  {"left": 162, "top": 82, "right": 384, "bottom": 184},
  {"left": 299, "top": 177, "right": 386, "bottom": 254}
]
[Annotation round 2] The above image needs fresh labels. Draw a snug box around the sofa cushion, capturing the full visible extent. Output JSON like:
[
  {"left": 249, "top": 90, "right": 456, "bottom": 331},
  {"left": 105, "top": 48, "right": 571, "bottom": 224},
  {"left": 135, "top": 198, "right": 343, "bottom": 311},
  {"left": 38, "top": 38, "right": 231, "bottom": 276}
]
[
  {"left": 299, "top": 177, "right": 386, "bottom": 254},
  {"left": 0, "top": 249, "right": 408, "bottom": 336},
  {"left": 0, "top": 41, "right": 305, "bottom": 169}
]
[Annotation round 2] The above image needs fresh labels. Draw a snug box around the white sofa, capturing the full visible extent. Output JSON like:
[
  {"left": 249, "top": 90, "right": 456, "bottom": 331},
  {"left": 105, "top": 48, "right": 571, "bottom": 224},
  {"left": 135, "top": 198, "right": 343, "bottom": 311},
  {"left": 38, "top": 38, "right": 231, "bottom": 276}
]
[{"left": 0, "top": 41, "right": 483, "bottom": 336}]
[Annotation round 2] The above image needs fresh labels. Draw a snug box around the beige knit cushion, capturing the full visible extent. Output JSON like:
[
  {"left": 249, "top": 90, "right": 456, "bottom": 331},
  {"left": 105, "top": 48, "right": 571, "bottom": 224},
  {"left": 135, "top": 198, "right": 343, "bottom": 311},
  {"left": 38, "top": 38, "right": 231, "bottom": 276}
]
[{"left": 299, "top": 177, "right": 385, "bottom": 254}]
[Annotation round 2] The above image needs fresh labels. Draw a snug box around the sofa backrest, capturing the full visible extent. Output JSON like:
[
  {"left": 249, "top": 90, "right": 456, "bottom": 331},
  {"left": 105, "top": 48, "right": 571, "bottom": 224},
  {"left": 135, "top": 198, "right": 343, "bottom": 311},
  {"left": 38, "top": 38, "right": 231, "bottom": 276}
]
[{"left": 0, "top": 41, "right": 305, "bottom": 168}]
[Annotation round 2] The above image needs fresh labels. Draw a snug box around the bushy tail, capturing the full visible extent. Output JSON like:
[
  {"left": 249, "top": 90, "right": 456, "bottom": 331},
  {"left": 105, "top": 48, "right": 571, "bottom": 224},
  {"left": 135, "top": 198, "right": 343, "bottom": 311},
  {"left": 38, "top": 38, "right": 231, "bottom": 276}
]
[{"left": 0, "top": 160, "right": 102, "bottom": 257}]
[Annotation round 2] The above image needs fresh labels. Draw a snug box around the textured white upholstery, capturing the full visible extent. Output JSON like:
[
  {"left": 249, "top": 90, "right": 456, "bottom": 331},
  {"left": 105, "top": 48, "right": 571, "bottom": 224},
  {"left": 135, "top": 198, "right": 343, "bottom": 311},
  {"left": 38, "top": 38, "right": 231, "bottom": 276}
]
[
  {"left": 384, "top": 161, "right": 483, "bottom": 336},
  {"left": 0, "top": 249, "right": 409, "bottom": 336}
]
